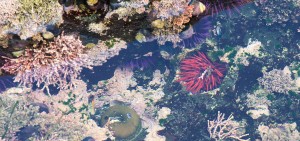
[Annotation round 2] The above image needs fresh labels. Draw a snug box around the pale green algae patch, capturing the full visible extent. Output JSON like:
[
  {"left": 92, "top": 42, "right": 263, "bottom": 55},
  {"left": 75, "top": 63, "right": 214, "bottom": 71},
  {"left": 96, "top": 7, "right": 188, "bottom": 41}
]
[{"left": 100, "top": 104, "right": 142, "bottom": 139}]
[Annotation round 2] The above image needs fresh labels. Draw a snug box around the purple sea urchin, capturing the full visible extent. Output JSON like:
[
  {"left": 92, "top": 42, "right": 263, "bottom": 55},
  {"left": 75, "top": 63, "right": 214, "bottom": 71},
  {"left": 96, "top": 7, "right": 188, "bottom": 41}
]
[
  {"left": 200, "top": 0, "right": 251, "bottom": 15},
  {"left": 178, "top": 16, "right": 212, "bottom": 48}
]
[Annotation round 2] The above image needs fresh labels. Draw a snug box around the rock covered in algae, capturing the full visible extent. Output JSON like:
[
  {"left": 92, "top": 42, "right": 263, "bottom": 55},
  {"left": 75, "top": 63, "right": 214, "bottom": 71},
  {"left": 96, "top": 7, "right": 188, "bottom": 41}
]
[
  {"left": 258, "top": 67, "right": 296, "bottom": 94},
  {"left": 100, "top": 104, "right": 142, "bottom": 139},
  {"left": 86, "top": 39, "right": 127, "bottom": 66},
  {"left": 0, "top": 0, "right": 63, "bottom": 39},
  {"left": 258, "top": 123, "right": 300, "bottom": 140},
  {"left": 245, "top": 89, "right": 272, "bottom": 119},
  {"left": 151, "top": 20, "right": 165, "bottom": 29},
  {"left": 0, "top": 92, "right": 39, "bottom": 139}
]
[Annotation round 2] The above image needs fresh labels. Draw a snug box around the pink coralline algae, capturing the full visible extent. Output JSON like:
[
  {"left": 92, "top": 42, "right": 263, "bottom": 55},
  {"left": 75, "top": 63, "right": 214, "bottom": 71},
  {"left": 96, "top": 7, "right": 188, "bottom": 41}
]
[
  {"left": 178, "top": 52, "right": 227, "bottom": 93},
  {"left": 1, "top": 33, "right": 91, "bottom": 93}
]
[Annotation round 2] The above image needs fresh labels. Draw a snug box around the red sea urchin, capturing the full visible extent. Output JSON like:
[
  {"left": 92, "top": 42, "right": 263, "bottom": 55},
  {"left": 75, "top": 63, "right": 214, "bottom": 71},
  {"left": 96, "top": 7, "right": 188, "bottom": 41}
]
[{"left": 178, "top": 52, "right": 226, "bottom": 93}]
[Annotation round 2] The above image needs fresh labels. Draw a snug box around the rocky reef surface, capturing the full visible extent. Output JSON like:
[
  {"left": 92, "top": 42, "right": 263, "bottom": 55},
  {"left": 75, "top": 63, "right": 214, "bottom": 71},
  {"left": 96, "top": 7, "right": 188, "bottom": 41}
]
[{"left": 0, "top": 0, "right": 300, "bottom": 140}]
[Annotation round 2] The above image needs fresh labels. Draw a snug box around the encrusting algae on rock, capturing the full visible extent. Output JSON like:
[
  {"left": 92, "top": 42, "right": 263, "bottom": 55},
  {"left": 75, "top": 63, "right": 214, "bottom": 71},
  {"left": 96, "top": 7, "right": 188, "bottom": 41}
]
[
  {"left": 0, "top": 0, "right": 63, "bottom": 39},
  {"left": 2, "top": 0, "right": 299, "bottom": 140}
]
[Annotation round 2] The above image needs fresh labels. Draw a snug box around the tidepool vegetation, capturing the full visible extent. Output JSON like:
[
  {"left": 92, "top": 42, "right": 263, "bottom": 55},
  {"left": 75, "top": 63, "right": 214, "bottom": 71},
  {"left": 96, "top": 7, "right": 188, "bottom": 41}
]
[{"left": 0, "top": 0, "right": 299, "bottom": 140}]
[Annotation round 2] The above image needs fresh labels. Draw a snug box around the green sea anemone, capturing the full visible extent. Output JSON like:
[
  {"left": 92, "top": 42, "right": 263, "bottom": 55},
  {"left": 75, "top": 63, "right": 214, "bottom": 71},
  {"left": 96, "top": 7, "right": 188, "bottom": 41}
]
[{"left": 100, "top": 104, "right": 142, "bottom": 140}]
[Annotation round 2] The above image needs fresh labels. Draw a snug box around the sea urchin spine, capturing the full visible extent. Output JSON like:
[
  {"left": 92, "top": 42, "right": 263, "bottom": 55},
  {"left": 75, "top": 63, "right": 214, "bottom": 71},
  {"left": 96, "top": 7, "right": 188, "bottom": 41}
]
[{"left": 178, "top": 52, "right": 227, "bottom": 93}]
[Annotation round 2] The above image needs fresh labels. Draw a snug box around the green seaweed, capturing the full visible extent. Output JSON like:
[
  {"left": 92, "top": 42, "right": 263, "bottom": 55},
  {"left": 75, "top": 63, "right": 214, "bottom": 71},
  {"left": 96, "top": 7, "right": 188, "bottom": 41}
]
[
  {"left": 1, "top": 101, "right": 19, "bottom": 139},
  {"left": 105, "top": 38, "right": 119, "bottom": 49},
  {"left": 0, "top": 95, "right": 39, "bottom": 140},
  {"left": 60, "top": 93, "right": 77, "bottom": 115}
]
